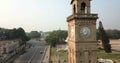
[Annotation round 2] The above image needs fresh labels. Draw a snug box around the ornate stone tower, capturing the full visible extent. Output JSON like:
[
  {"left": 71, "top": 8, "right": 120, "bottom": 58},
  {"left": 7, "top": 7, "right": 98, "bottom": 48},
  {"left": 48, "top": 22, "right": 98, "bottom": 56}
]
[{"left": 67, "top": 0, "right": 98, "bottom": 63}]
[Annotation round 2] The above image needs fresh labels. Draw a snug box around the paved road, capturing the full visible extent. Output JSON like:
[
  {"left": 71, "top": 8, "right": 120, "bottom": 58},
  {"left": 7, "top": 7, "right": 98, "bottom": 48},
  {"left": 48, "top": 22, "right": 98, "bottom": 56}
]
[
  {"left": 111, "top": 45, "right": 120, "bottom": 51},
  {"left": 14, "top": 40, "right": 47, "bottom": 63}
]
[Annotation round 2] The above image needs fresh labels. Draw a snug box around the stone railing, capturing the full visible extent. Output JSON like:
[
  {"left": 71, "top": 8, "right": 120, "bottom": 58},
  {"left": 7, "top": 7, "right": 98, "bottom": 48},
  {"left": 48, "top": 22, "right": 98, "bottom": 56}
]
[{"left": 67, "top": 13, "right": 98, "bottom": 21}]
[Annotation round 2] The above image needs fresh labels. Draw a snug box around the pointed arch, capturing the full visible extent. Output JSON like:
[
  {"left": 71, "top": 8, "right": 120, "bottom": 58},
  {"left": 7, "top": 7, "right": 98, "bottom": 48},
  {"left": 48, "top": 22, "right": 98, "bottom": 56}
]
[
  {"left": 81, "top": 2, "right": 86, "bottom": 11},
  {"left": 73, "top": 4, "right": 76, "bottom": 14}
]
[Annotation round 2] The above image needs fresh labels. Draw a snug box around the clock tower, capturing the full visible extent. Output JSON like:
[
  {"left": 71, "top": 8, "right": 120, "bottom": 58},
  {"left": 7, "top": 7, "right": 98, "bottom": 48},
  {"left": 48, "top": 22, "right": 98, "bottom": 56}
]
[{"left": 67, "top": 0, "right": 98, "bottom": 63}]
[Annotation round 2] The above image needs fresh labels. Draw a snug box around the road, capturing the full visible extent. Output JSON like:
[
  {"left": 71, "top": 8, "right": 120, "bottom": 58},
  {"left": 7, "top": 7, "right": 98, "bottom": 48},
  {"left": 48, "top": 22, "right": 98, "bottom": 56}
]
[
  {"left": 111, "top": 45, "right": 120, "bottom": 51},
  {"left": 14, "top": 39, "right": 47, "bottom": 63}
]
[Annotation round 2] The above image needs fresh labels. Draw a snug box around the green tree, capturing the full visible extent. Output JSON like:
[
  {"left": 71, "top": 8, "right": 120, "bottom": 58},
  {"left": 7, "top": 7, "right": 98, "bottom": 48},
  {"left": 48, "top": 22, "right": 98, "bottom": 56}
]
[
  {"left": 17, "top": 27, "right": 30, "bottom": 41},
  {"left": 0, "top": 27, "right": 30, "bottom": 41},
  {"left": 28, "top": 31, "right": 41, "bottom": 38},
  {"left": 97, "top": 29, "right": 120, "bottom": 40},
  {"left": 96, "top": 29, "right": 101, "bottom": 40},
  {"left": 98, "top": 21, "right": 112, "bottom": 53},
  {"left": 106, "top": 29, "right": 120, "bottom": 39},
  {"left": 45, "top": 34, "right": 58, "bottom": 47},
  {"left": 45, "top": 30, "right": 68, "bottom": 47}
]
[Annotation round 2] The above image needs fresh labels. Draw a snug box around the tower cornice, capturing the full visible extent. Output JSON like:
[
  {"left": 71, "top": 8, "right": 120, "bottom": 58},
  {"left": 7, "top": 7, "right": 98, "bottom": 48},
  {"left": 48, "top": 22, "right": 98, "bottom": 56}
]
[{"left": 67, "top": 14, "right": 98, "bottom": 22}]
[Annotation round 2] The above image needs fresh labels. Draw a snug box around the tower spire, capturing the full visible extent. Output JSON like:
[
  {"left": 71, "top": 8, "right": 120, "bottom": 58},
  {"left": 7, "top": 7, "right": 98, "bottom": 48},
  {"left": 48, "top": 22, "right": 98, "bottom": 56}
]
[{"left": 71, "top": 0, "right": 91, "bottom": 14}]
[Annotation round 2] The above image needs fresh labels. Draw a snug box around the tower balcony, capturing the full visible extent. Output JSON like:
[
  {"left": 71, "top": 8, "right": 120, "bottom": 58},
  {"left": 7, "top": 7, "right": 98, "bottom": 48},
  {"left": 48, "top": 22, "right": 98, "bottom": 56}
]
[{"left": 67, "top": 14, "right": 98, "bottom": 21}]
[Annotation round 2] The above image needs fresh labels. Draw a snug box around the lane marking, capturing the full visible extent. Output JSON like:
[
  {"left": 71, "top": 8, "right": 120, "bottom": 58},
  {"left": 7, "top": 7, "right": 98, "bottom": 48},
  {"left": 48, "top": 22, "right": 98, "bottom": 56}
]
[{"left": 28, "top": 48, "right": 38, "bottom": 63}]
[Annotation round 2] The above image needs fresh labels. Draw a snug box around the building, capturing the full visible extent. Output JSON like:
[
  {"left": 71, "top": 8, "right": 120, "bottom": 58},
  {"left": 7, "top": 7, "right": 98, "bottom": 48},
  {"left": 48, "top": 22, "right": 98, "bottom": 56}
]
[
  {"left": 0, "top": 39, "right": 25, "bottom": 63},
  {"left": 67, "top": 0, "right": 98, "bottom": 63}
]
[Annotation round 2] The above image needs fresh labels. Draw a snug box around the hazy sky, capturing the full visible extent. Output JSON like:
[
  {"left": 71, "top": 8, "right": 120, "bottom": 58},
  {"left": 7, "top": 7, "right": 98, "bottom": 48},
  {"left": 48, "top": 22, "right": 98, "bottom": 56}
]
[{"left": 0, "top": 0, "right": 120, "bottom": 32}]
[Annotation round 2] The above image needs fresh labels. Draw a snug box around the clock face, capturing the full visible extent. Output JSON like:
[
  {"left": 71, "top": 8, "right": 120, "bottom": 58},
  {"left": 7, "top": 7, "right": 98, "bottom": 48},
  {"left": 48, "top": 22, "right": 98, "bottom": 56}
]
[{"left": 80, "top": 27, "right": 90, "bottom": 38}]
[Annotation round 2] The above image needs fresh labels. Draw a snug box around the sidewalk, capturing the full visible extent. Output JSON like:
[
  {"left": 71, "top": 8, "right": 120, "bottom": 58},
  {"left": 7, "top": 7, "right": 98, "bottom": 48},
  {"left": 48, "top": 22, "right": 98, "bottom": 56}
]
[
  {"left": 6, "top": 50, "right": 25, "bottom": 63},
  {"left": 42, "top": 45, "right": 50, "bottom": 63}
]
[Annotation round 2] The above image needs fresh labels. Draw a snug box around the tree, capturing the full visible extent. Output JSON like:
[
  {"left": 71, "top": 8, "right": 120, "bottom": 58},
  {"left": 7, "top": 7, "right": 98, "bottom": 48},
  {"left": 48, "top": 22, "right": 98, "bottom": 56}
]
[
  {"left": 97, "top": 29, "right": 120, "bottom": 40},
  {"left": 45, "top": 34, "right": 58, "bottom": 47},
  {"left": 17, "top": 27, "right": 30, "bottom": 41},
  {"left": 106, "top": 29, "right": 120, "bottom": 39},
  {"left": 45, "top": 30, "right": 68, "bottom": 47},
  {"left": 96, "top": 29, "right": 101, "bottom": 40},
  {"left": 98, "top": 21, "right": 112, "bottom": 53},
  {"left": 0, "top": 27, "right": 30, "bottom": 41},
  {"left": 28, "top": 31, "right": 41, "bottom": 38}
]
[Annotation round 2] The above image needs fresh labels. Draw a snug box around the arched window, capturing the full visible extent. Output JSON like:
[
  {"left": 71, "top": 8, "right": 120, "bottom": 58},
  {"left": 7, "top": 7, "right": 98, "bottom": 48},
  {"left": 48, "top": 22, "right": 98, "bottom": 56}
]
[
  {"left": 73, "top": 4, "right": 76, "bottom": 14},
  {"left": 80, "top": 52, "right": 82, "bottom": 56},
  {"left": 81, "top": 2, "right": 86, "bottom": 11},
  {"left": 88, "top": 51, "right": 91, "bottom": 56},
  {"left": 80, "top": 61, "right": 82, "bottom": 63},
  {"left": 89, "top": 60, "right": 91, "bottom": 63}
]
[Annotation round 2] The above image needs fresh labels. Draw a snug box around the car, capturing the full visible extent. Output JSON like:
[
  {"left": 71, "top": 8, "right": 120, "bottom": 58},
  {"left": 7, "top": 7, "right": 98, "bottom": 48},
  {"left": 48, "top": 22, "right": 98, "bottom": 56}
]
[{"left": 40, "top": 51, "right": 43, "bottom": 54}]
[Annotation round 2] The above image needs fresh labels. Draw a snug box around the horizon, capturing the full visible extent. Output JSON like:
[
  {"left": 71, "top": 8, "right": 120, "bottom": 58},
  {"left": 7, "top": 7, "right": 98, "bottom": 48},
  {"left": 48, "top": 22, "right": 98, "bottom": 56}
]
[{"left": 0, "top": 0, "right": 120, "bottom": 32}]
